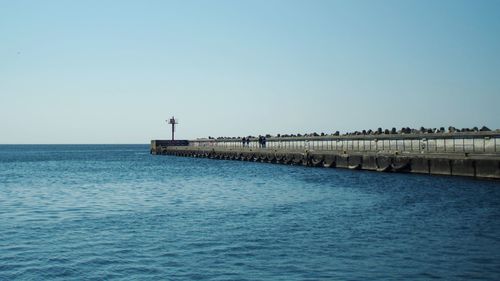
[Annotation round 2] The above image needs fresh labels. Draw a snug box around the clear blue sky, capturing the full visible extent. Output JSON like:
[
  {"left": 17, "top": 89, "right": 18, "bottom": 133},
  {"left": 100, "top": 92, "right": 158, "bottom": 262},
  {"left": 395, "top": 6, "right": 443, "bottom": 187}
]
[{"left": 1, "top": 0, "right": 499, "bottom": 144}]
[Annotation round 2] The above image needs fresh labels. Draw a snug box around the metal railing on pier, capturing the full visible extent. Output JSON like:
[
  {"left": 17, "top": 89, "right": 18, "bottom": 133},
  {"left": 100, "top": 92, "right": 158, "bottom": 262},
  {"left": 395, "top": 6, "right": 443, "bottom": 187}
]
[{"left": 189, "top": 132, "right": 500, "bottom": 154}]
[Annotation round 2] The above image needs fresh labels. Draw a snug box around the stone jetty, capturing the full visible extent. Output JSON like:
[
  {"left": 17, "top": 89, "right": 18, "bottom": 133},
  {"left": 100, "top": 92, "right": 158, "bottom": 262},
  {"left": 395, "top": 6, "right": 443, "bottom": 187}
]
[{"left": 151, "top": 131, "right": 500, "bottom": 179}]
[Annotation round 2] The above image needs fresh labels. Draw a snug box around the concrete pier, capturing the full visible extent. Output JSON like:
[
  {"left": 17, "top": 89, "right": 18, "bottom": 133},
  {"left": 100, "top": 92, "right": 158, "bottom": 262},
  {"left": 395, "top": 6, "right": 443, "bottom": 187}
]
[{"left": 151, "top": 132, "right": 500, "bottom": 180}]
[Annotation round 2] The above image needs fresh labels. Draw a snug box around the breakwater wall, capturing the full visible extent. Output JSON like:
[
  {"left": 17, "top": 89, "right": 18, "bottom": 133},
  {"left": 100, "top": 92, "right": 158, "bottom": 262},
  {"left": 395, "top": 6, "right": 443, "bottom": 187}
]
[{"left": 151, "top": 132, "right": 500, "bottom": 179}]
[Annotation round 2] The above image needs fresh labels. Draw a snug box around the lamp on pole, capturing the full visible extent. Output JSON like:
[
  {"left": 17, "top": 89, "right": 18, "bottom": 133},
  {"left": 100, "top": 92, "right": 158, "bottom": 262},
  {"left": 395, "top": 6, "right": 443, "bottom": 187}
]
[{"left": 167, "top": 116, "right": 178, "bottom": 141}]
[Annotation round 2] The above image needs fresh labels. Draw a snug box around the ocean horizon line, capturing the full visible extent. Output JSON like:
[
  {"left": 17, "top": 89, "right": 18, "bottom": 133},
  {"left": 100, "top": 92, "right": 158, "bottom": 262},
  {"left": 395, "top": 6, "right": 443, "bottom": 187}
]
[{"left": 0, "top": 143, "right": 149, "bottom": 145}]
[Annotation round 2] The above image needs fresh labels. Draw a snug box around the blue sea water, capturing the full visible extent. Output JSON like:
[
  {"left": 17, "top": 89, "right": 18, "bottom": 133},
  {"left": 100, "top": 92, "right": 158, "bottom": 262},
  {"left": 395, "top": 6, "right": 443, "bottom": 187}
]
[{"left": 0, "top": 145, "right": 499, "bottom": 281}]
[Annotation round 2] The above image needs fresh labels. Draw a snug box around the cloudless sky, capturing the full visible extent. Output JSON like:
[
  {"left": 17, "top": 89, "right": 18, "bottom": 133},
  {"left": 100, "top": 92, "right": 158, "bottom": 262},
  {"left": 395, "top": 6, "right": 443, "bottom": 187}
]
[{"left": 1, "top": 0, "right": 499, "bottom": 144}]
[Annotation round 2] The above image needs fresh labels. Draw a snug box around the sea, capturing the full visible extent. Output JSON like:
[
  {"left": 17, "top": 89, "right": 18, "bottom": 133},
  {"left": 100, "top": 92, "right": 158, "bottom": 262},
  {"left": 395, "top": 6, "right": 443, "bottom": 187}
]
[{"left": 0, "top": 144, "right": 499, "bottom": 280}]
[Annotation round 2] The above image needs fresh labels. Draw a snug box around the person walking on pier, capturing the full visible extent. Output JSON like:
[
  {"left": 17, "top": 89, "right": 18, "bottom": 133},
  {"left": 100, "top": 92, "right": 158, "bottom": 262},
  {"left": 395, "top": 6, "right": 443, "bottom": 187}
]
[{"left": 242, "top": 137, "right": 246, "bottom": 147}]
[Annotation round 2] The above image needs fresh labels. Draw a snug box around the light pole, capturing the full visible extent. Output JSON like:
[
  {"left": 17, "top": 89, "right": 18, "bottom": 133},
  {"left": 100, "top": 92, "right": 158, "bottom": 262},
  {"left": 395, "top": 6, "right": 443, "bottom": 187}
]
[{"left": 167, "top": 116, "right": 178, "bottom": 141}]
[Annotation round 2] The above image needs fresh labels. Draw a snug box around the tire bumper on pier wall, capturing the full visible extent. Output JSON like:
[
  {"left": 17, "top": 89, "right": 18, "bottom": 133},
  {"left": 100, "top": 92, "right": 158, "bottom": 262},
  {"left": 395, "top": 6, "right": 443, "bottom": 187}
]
[
  {"left": 323, "top": 154, "right": 336, "bottom": 168},
  {"left": 376, "top": 156, "right": 392, "bottom": 172},
  {"left": 392, "top": 157, "right": 411, "bottom": 172},
  {"left": 348, "top": 155, "right": 363, "bottom": 170},
  {"left": 309, "top": 152, "right": 324, "bottom": 167}
]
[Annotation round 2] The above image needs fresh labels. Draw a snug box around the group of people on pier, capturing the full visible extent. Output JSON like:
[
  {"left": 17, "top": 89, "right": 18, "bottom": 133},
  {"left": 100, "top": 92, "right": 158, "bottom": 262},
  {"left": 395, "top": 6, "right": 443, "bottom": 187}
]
[
  {"left": 241, "top": 137, "right": 250, "bottom": 147},
  {"left": 241, "top": 136, "right": 267, "bottom": 148},
  {"left": 258, "top": 135, "right": 267, "bottom": 148}
]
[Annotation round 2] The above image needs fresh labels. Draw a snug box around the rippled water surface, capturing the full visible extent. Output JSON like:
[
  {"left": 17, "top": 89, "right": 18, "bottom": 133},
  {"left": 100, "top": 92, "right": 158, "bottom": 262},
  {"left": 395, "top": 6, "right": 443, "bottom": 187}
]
[{"left": 0, "top": 145, "right": 499, "bottom": 280}]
